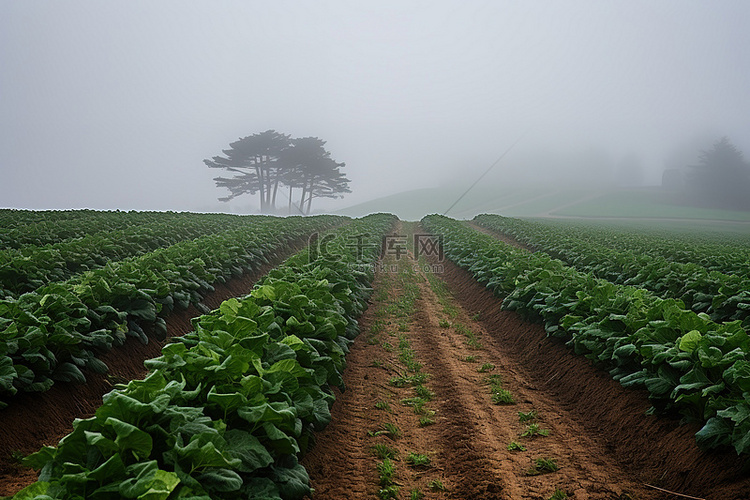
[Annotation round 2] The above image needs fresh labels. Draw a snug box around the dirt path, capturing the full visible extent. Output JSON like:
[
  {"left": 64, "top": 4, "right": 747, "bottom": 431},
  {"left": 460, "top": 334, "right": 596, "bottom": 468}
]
[{"left": 303, "top": 224, "right": 669, "bottom": 500}]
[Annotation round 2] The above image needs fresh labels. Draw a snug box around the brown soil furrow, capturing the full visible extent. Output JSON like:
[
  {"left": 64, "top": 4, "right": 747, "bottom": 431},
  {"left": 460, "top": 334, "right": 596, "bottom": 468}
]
[
  {"left": 409, "top": 268, "right": 654, "bottom": 500},
  {"left": 302, "top": 268, "right": 391, "bottom": 499},
  {"left": 436, "top": 256, "right": 750, "bottom": 500}
]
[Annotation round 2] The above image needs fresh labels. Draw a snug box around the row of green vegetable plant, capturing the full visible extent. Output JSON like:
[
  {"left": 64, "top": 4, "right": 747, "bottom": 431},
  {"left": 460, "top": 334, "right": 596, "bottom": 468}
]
[
  {"left": 0, "top": 215, "right": 343, "bottom": 408},
  {"left": 12, "top": 213, "right": 395, "bottom": 500},
  {"left": 423, "top": 214, "right": 750, "bottom": 456},
  {"left": 0, "top": 209, "right": 106, "bottom": 231},
  {"left": 0, "top": 210, "right": 201, "bottom": 250},
  {"left": 0, "top": 213, "right": 303, "bottom": 298},
  {"left": 474, "top": 214, "right": 750, "bottom": 330},
  {"left": 475, "top": 214, "right": 750, "bottom": 277}
]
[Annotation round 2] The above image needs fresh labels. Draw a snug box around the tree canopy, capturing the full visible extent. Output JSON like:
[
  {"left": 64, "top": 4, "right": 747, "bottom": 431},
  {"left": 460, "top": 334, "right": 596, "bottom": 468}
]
[
  {"left": 204, "top": 130, "right": 350, "bottom": 214},
  {"left": 686, "top": 137, "right": 750, "bottom": 210}
]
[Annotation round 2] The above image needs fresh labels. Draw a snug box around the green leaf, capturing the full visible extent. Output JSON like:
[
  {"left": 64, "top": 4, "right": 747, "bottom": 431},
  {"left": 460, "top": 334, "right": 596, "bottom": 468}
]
[
  {"left": 105, "top": 417, "right": 153, "bottom": 459},
  {"left": 679, "top": 330, "right": 703, "bottom": 352},
  {"left": 11, "top": 481, "right": 51, "bottom": 499},
  {"left": 695, "top": 417, "right": 733, "bottom": 449},
  {"left": 223, "top": 429, "right": 274, "bottom": 473},
  {"left": 52, "top": 362, "right": 86, "bottom": 384},
  {"left": 197, "top": 468, "right": 243, "bottom": 493}
]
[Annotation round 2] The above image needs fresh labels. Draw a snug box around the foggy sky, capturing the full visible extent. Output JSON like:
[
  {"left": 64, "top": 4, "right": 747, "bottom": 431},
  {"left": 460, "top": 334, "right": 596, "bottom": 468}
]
[{"left": 2, "top": 1, "right": 749, "bottom": 212}]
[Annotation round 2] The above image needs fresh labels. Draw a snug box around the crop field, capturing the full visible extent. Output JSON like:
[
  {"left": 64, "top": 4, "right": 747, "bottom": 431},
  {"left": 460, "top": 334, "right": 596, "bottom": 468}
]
[{"left": 2, "top": 209, "right": 750, "bottom": 499}]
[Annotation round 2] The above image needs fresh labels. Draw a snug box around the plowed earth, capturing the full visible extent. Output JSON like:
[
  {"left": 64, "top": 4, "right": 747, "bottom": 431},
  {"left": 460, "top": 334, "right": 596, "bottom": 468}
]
[{"left": 302, "top": 224, "right": 750, "bottom": 500}]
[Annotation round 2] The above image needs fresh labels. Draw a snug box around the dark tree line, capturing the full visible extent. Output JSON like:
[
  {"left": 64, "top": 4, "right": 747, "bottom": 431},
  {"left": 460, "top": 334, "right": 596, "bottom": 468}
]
[
  {"left": 204, "top": 130, "right": 350, "bottom": 214},
  {"left": 685, "top": 136, "right": 750, "bottom": 210}
]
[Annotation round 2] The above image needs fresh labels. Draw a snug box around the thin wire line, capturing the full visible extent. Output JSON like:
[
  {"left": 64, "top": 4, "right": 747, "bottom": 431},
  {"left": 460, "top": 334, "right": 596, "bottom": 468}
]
[{"left": 443, "top": 127, "right": 531, "bottom": 216}]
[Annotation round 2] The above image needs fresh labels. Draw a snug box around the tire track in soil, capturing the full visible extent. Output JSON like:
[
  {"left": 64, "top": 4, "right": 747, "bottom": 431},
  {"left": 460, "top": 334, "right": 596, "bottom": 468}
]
[
  {"left": 0, "top": 240, "right": 309, "bottom": 497},
  {"left": 303, "top": 232, "right": 659, "bottom": 500}
]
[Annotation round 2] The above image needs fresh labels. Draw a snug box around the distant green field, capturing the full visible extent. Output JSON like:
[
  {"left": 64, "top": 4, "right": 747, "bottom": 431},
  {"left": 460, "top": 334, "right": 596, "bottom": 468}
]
[
  {"left": 552, "top": 189, "right": 750, "bottom": 221},
  {"left": 337, "top": 184, "right": 750, "bottom": 226}
]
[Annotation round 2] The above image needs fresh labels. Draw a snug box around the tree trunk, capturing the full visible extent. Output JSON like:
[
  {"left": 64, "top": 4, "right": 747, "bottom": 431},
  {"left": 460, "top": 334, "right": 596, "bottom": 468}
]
[
  {"left": 288, "top": 186, "right": 293, "bottom": 214},
  {"left": 254, "top": 164, "right": 265, "bottom": 212},
  {"left": 271, "top": 172, "right": 279, "bottom": 211},
  {"left": 299, "top": 179, "right": 308, "bottom": 214},
  {"left": 305, "top": 176, "right": 315, "bottom": 215}
]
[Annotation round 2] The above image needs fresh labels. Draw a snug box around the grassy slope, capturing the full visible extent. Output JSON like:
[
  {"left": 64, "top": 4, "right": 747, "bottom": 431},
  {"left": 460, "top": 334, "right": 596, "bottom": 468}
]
[{"left": 337, "top": 185, "right": 750, "bottom": 225}]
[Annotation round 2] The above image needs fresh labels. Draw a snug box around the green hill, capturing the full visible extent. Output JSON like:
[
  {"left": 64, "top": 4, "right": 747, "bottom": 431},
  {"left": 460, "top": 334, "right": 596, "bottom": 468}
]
[{"left": 336, "top": 185, "right": 750, "bottom": 223}]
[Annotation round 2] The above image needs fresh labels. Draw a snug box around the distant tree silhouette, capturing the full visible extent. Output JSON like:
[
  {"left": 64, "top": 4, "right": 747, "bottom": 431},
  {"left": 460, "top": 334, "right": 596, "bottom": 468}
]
[
  {"left": 686, "top": 137, "right": 750, "bottom": 210},
  {"left": 205, "top": 130, "right": 350, "bottom": 214},
  {"left": 279, "top": 137, "right": 350, "bottom": 214}
]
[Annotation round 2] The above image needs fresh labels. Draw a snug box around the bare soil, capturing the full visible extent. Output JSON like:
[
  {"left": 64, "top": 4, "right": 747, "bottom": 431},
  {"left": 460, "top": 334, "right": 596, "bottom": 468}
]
[{"left": 302, "top": 229, "right": 750, "bottom": 500}]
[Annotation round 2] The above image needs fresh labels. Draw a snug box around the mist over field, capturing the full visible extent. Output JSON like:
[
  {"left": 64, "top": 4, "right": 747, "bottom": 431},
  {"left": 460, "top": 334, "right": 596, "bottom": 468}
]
[{"left": 2, "top": 1, "right": 750, "bottom": 215}]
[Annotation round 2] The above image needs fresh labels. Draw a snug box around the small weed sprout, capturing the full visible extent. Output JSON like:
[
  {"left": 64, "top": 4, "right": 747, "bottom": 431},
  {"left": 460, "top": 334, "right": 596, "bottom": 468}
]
[
  {"left": 507, "top": 441, "right": 527, "bottom": 451},
  {"left": 377, "top": 458, "right": 397, "bottom": 485},
  {"left": 548, "top": 488, "right": 568, "bottom": 500},
  {"left": 409, "top": 489, "right": 425, "bottom": 500},
  {"left": 419, "top": 416, "right": 435, "bottom": 427},
  {"left": 439, "top": 319, "right": 450, "bottom": 328},
  {"left": 526, "top": 457, "right": 559, "bottom": 475},
  {"left": 427, "top": 479, "right": 446, "bottom": 491},
  {"left": 477, "top": 362, "right": 495, "bottom": 373},
  {"left": 371, "top": 443, "right": 399, "bottom": 460},
  {"left": 375, "top": 400, "right": 391, "bottom": 412},
  {"left": 382, "top": 422, "right": 401, "bottom": 438},
  {"left": 406, "top": 452, "right": 431, "bottom": 467},
  {"left": 521, "top": 423, "right": 549, "bottom": 437},
  {"left": 518, "top": 410, "right": 538, "bottom": 422},
  {"left": 491, "top": 388, "right": 515, "bottom": 405}
]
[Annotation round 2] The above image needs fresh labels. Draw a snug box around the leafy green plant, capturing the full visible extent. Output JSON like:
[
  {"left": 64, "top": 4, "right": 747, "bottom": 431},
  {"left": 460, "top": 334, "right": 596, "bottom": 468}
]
[
  {"left": 521, "top": 423, "right": 550, "bottom": 437},
  {"left": 381, "top": 341, "right": 394, "bottom": 352},
  {"left": 410, "top": 488, "right": 425, "bottom": 500},
  {"left": 406, "top": 452, "right": 431, "bottom": 467},
  {"left": 422, "top": 214, "right": 750, "bottom": 455},
  {"left": 507, "top": 441, "right": 526, "bottom": 451},
  {"left": 371, "top": 443, "right": 399, "bottom": 460},
  {"left": 414, "top": 384, "right": 434, "bottom": 401},
  {"left": 419, "top": 416, "right": 435, "bottom": 427},
  {"left": 378, "top": 485, "right": 400, "bottom": 499},
  {"left": 491, "top": 388, "right": 515, "bottom": 405},
  {"left": 390, "top": 372, "right": 428, "bottom": 387},
  {"left": 375, "top": 400, "right": 392, "bottom": 412},
  {"left": 427, "top": 478, "right": 446, "bottom": 491},
  {"left": 378, "top": 458, "right": 397, "bottom": 485},
  {"left": 401, "top": 397, "right": 427, "bottom": 415},
  {"left": 13, "top": 214, "right": 397, "bottom": 499},
  {"left": 477, "top": 362, "right": 495, "bottom": 373},
  {"left": 383, "top": 422, "right": 401, "bottom": 439},
  {"left": 548, "top": 488, "right": 568, "bottom": 500},
  {"left": 518, "top": 410, "right": 538, "bottom": 422},
  {"left": 439, "top": 319, "right": 450, "bottom": 328},
  {"left": 527, "top": 457, "right": 559, "bottom": 475},
  {"left": 466, "top": 338, "right": 483, "bottom": 349},
  {"left": 463, "top": 355, "right": 477, "bottom": 363}
]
